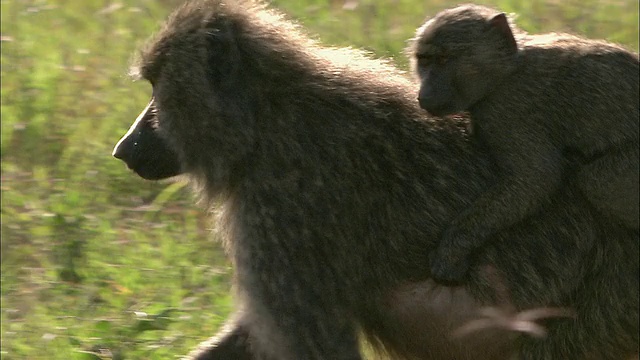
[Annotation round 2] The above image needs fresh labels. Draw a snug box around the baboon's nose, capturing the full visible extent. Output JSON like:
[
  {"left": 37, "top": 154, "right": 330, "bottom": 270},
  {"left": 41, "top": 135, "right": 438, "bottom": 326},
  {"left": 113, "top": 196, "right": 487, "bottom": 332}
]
[
  {"left": 112, "top": 134, "right": 137, "bottom": 163},
  {"left": 112, "top": 140, "right": 127, "bottom": 160}
]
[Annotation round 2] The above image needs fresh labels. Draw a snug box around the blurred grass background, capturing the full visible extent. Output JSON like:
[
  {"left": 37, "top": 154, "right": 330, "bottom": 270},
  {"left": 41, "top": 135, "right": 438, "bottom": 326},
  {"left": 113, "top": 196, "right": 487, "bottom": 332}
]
[{"left": 1, "top": 0, "right": 638, "bottom": 358}]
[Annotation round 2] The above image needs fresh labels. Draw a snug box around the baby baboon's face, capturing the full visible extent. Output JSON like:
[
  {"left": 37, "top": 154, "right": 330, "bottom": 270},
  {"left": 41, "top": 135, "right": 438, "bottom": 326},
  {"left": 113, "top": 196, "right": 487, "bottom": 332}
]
[{"left": 411, "top": 5, "right": 518, "bottom": 116}]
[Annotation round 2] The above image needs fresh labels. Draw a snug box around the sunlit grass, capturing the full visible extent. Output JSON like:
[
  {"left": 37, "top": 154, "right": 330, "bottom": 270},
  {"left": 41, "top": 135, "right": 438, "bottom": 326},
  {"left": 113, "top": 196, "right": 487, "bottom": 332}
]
[{"left": 1, "top": 0, "right": 637, "bottom": 358}]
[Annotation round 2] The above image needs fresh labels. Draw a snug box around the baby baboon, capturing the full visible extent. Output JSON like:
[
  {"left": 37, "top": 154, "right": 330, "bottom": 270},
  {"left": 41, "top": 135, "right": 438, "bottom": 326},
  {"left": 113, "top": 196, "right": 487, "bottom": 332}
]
[
  {"left": 411, "top": 4, "right": 639, "bottom": 283},
  {"left": 113, "top": 1, "right": 639, "bottom": 359}
]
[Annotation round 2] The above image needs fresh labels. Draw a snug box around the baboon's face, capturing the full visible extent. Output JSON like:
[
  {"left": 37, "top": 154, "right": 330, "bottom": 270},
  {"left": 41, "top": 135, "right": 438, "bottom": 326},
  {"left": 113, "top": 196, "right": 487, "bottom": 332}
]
[
  {"left": 112, "top": 97, "right": 183, "bottom": 180},
  {"left": 413, "top": 20, "right": 486, "bottom": 117},
  {"left": 112, "top": 3, "right": 257, "bottom": 184},
  {"left": 412, "top": 6, "right": 517, "bottom": 117},
  {"left": 414, "top": 32, "right": 465, "bottom": 116}
]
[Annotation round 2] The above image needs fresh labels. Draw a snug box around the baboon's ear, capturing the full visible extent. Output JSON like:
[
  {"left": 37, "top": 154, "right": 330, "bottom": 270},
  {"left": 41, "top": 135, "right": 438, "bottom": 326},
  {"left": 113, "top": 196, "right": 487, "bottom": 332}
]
[{"left": 489, "top": 13, "right": 517, "bottom": 54}]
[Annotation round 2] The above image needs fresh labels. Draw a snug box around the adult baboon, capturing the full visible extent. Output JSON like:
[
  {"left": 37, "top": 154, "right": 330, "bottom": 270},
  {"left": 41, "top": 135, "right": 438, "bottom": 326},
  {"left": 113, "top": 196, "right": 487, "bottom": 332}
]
[
  {"left": 113, "top": 1, "right": 639, "bottom": 359},
  {"left": 411, "top": 4, "right": 639, "bottom": 283}
]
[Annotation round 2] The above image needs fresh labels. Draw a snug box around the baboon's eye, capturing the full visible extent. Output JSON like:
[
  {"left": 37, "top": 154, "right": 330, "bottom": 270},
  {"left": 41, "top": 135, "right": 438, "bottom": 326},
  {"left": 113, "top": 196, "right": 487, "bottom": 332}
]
[
  {"left": 434, "top": 49, "right": 450, "bottom": 65},
  {"left": 417, "top": 54, "right": 433, "bottom": 67},
  {"left": 416, "top": 50, "right": 448, "bottom": 67}
]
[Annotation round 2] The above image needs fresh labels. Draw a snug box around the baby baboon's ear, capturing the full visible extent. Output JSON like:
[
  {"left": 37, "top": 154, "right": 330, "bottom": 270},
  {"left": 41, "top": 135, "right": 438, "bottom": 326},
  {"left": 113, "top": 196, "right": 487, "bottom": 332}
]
[{"left": 489, "top": 13, "right": 517, "bottom": 54}]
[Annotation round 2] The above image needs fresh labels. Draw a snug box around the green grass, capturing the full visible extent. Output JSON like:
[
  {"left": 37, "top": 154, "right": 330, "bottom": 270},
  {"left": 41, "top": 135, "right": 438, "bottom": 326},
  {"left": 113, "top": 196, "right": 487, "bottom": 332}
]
[{"left": 1, "top": 0, "right": 638, "bottom": 358}]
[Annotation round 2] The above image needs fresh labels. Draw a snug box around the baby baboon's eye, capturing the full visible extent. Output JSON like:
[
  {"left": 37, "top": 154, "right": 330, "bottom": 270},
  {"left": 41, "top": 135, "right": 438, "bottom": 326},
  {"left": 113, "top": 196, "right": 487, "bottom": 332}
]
[
  {"left": 417, "top": 54, "right": 433, "bottom": 67},
  {"left": 436, "top": 49, "right": 450, "bottom": 65}
]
